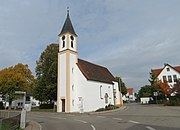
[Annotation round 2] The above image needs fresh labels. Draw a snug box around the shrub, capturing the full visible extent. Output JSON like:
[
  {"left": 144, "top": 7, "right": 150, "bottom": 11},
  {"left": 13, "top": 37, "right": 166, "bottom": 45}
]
[
  {"left": 39, "top": 103, "right": 54, "bottom": 109},
  {"left": 165, "top": 97, "right": 180, "bottom": 106},
  {"left": 95, "top": 104, "right": 119, "bottom": 112}
]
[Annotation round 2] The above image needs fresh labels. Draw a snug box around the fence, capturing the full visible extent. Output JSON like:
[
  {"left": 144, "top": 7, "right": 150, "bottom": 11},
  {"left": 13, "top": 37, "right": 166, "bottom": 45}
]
[{"left": 0, "top": 111, "right": 21, "bottom": 130}]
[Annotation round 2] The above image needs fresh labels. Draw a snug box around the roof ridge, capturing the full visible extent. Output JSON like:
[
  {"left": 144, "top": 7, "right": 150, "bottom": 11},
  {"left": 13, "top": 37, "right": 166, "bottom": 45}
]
[{"left": 78, "top": 58, "right": 108, "bottom": 70}]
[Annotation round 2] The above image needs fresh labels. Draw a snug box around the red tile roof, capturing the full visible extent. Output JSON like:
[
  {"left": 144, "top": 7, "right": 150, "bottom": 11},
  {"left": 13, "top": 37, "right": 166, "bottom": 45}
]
[
  {"left": 175, "top": 66, "right": 180, "bottom": 72},
  {"left": 152, "top": 64, "right": 180, "bottom": 76},
  {"left": 77, "top": 59, "right": 115, "bottom": 84},
  {"left": 152, "top": 68, "right": 163, "bottom": 76},
  {"left": 127, "top": 88, "right": 133, "bottom": 95}
]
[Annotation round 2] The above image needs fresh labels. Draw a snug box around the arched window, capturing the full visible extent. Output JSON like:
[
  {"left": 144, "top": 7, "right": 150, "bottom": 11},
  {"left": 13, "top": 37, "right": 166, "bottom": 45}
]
[
  {"left": 70, "top": 35, "right": 74, "bottom": 48},
  {"left": 72, "top": 99, "right": 74, "bottom": 106},
  {"left": 62, "top": 35, "right": 65, "bottom": 48},
  {"left": 72, "top": 85, "right": 74, "bottom": 91},
  {"left": 104, "top": 93, "right": 109, "bottom": 104}
]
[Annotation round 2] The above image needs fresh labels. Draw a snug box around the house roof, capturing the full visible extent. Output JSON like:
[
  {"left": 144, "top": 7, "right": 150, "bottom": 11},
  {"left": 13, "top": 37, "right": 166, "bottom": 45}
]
[
  {"left": 127, "top": 88, "right": 133, "bottom": 95},
  {"left": 152, "top": 64, "right": 180, "bottom": 76},
  {"left": 59, "top": 12, "right": 77, "bottom": 36},
  {"left": 77, "top": 59, "right": 115, "bottom": 84},
  {"left": 152, "top": 68, "right": 163, "bottom": 76}
]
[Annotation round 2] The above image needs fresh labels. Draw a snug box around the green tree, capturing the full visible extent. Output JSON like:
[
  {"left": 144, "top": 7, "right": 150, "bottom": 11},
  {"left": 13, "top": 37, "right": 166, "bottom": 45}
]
[
  {"left": 148, "top": 69, "right": 158, "bottom": 87},
  {"left": 0, "top": 63, "right": 34, "bottom": 108},
  {"left": 138, "top": 85, "right": 155, "bottom": 98},
  {"left": 115, "top": 77, "right": 127, "bottom": 95},
  {"left": 33, "top": 43, "right": 58, "bottom": 103}
]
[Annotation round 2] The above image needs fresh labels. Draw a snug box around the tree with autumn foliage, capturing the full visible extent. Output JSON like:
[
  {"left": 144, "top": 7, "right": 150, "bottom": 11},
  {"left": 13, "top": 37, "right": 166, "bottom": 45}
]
[
  {"left": 153, "top": 80, "right": 172, "bottom": 95},
  {"left": 0, "top": 63, "right": 34, "bottom": 108},
  {"left": 33, "top": 43, "right": 58, "bottom": 103},
  {"left": 149, "top": 70, "right": 172, "bottom": 101}
]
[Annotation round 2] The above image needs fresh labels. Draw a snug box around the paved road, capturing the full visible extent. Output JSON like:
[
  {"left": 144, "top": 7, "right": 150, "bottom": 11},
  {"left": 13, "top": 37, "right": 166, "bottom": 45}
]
[{"left": 27, "top": 103, "right": 180, "bottom": 130}]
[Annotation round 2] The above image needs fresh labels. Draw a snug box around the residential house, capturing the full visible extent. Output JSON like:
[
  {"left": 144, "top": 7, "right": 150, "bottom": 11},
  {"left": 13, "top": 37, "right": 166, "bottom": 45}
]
[{"left": 152, "top": 63, "right": 180, "bottom": 88}]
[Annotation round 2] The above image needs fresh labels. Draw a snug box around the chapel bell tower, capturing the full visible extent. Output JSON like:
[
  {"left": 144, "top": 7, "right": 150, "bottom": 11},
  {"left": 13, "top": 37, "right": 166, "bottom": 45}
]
[{"left": 57, "top": 9, "right": 78, "bottom": 112}]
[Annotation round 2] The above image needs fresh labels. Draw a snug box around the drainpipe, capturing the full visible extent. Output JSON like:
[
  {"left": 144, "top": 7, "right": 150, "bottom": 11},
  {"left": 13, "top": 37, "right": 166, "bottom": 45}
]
[
  {"left": 119, "top": 78, "right": 123, "bottom": 106},
  {"left": 113, "top": 84, "right": 116, "bottom": 108}
]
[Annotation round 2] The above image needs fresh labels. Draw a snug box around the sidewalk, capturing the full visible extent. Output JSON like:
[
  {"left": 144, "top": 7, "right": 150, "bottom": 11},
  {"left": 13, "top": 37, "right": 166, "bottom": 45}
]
[{"left": 25, "top": 121, "right": 41, "bottom": 130}]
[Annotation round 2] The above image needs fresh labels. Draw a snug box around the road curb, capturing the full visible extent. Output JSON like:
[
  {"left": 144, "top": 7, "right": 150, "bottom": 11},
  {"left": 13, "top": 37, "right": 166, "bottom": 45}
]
[
  {"left": 25, "top": 120, "right": 42, "bottom": 130},
  {"left": 88, "top": 106, "right": 127, "bottom": 115}
]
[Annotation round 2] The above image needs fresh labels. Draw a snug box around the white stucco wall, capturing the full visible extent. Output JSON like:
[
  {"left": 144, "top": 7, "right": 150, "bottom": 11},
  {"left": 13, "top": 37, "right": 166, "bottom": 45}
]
[
  {"left": 69, "top": 53, "right": 78, "bottom": 112},
  {"left": 59, "top": 53, "right": 66, "bottom": 98},
  {"left": 70, "top": 64, "right": 119, "bottom": 112}
]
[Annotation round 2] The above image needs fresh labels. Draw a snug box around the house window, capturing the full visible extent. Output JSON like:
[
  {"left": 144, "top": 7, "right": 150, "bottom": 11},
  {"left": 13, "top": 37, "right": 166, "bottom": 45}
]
[
  {"left": 162, "top": 76, "right": 167, "bottom": 82},
  {"left": 167, "top": 68, "right": 170, "bottom": 71},
  {"left": 173, "top": 75, "right": 177, "bottom": 82},
  {"left": 168, "top": 75, "right": 172, "bottom": 83}
]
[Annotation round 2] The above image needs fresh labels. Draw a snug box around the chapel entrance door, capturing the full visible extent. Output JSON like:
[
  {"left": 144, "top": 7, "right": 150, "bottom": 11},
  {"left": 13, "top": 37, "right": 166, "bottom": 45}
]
[{"left": 61, "top": 99, "right": 65, "bottom": 112}]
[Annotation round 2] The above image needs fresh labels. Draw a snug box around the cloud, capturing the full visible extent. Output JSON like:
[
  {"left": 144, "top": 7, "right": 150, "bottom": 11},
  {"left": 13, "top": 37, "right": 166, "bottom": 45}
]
[{"left": 0, "top": 0, "right": 180, "bottom": 92}]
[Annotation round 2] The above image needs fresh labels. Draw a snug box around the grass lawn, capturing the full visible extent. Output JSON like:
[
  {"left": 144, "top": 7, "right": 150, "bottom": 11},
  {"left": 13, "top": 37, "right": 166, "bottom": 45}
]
[{"left": 31, "top": 108, "right": 56, "bottom": 112}]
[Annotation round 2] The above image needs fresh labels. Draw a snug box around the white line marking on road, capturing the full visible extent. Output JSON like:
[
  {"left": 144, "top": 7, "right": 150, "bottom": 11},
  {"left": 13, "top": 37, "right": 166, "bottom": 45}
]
[
  {"left": 74, "top": 119, "right": 87, "bottom": 124},
  {"left": 146, "top": 126, "right": 156, "bottom": 130},
  {"left": 50, "top": 117, "right": 67, "bottom": 120},
  {"left": 129, "top": 120, "right": 140, "bottom": 124},
  {"left": 112, "top": 118, "right": 123, "bottom": 121},
  {"left": 96, "top": 116, "right": 106, "bottom": 118},
  {"left": 91, "top": 124, "right": 96, "bottom": 130},
  {"left": 67, "top": 114, "right": 75, "bottom": 117}
]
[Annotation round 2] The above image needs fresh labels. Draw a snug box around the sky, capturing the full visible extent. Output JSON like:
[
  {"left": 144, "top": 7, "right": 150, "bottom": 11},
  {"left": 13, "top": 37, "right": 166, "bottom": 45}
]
[{"left": 0, "top": 0, "right": 180, "bottom": 92}]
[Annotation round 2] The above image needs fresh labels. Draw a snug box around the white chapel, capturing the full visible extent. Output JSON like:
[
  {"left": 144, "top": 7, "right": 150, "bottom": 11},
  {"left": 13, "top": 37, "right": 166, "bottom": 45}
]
[{"left": 57, "top": 11, "right": 121, "bottom": 113}]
